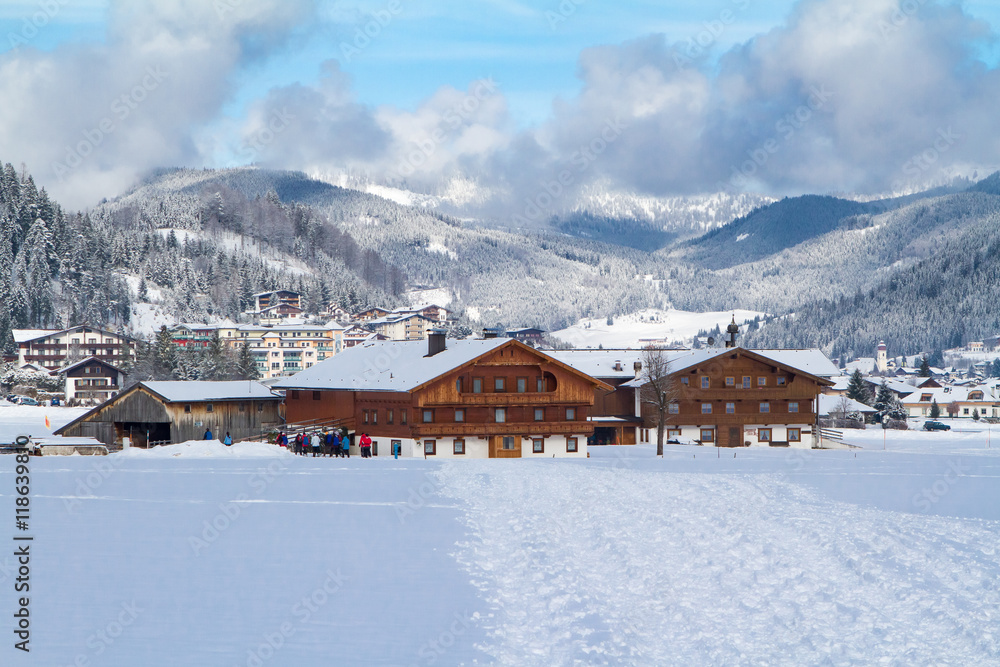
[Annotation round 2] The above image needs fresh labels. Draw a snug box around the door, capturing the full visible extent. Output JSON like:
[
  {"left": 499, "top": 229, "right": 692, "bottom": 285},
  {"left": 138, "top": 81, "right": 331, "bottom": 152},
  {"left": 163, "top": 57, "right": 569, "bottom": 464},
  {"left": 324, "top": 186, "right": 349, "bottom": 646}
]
[
  {"left": 724, "top": 425, "right": 743, "bottom": 448},
  {"left": 489, "top": 435, "right": 521, "bottom": 458}
]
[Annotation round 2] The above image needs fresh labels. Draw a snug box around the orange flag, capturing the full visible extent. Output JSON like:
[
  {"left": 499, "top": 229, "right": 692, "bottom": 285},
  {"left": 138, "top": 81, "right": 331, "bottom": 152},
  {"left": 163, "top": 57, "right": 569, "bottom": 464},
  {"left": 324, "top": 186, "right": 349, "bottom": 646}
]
[{"left": 44, "top": 415, "right": 51, "bottom": 429}]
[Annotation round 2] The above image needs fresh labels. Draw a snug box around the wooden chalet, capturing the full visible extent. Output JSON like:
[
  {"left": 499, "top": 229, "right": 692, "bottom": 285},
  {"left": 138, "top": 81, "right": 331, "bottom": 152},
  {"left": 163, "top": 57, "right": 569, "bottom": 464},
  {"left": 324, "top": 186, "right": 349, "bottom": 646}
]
[
  {"left": 55, "top": 381, "right": 282, "bottom": 448},
  {"left": 274, "top": 333, "right": 612, "bottom": 458},
  {"left": 254, "top": 290, "right": 301, "bottom": 312},
  {"left": 629, "top": 348, "right": 837, "bottom": 447}
]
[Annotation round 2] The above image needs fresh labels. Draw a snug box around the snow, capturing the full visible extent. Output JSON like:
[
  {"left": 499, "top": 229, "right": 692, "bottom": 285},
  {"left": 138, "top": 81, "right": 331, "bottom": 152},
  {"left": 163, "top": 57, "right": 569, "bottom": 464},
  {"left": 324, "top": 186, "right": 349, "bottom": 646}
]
[
  {"left": 142, "top": 380, "right": 278, "bottom": 402},
  {"left": 406, "top": 287, "right": 453, "bottom": 309},
  {"left": 128, "top": 303, "right": 174, "bottom": 336},
  {"left": 426, "top": 241, "right": 458, "bottom": 260},
  {"left": 118, "top": 439, "right": 293, "bottom": 458},
  {"left": 552, "top": 308, "right": 767, "bottom": 349},
  {"left": 1, "top": 409, "right": 999, "bottom": 665}
]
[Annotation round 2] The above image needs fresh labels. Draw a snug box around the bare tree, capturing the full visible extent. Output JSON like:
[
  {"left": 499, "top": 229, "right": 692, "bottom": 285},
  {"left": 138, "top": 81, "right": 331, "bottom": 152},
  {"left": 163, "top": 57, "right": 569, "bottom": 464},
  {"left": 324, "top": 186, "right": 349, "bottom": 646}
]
[{"left": 640, "top": 346, "right": 678, "bottom": 456}]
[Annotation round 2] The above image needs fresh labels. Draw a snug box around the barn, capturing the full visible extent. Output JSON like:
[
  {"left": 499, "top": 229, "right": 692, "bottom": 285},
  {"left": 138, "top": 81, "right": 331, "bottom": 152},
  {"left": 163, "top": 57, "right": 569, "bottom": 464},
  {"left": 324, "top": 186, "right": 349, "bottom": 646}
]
[{"left": 54, "top": 381, "right": 283, "bottom": 448}]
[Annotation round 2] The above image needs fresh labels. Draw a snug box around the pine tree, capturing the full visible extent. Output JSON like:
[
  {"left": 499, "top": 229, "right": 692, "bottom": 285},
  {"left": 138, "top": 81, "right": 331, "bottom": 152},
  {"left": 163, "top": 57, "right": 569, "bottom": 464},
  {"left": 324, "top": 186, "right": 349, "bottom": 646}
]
[
  {"left": 236, "top": 340, "right": 261, "bottom": 380},
  {"left": 873, "top": 380, "right": 906, "bottom": 423},
  {"left": 919, "top": 356, "right": 931, "bottom": 377},
  {"left": 929, "top": 400, "right": 941, "bottom": 420},
  {"left": 845, "top": 369, "right": 873, "bottom": 405},
  {"left": 153, "top": 326, "right": 178, "bottom": 379},
  {"left": 973, "top": 408, "right": 980, "bottom": 421}
]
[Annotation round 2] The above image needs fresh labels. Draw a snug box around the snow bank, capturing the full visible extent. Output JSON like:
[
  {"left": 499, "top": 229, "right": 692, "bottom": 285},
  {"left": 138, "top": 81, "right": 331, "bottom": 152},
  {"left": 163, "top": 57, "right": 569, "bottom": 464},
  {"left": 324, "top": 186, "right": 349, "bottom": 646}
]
[{"left": 117, "top": 440, "right": 292, "bottom": 458}]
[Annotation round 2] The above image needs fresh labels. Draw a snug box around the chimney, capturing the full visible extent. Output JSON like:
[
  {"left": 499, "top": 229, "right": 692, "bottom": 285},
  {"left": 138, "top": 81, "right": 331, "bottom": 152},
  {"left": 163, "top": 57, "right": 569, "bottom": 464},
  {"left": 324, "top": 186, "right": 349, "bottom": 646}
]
[
  {"left": 427, "top": 329, "right": 447, "bottom": 356},
  {"left": 633, "top": 361, "right": 642, "bottom": 379},
  {"left": 614, "top": 360, "right": 623, "bottom": 371}
]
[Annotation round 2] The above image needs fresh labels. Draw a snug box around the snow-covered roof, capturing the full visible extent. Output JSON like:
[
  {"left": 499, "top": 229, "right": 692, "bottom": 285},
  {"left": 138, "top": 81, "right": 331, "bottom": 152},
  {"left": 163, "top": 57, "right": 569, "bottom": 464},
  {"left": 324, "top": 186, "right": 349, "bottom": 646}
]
[
  {"left": 865, "top": 377, "right": 917, "bottom": 396},
  {"left": 549, "top": 350, "right": 646, "bottom": 380},
  {"left": 844, "top": 358, "right": 876, "bottom": 374},
  {"left": 901, "top": 384, "right": 1000, "bottom": 404},
  {"left": 273, "top": 338, "right": 510, "bottom": 392},
  {"left": 753, "top": 350, "right": 841, "bottom": 378},
  {"left": 60, "top": 356, "right": 122, "bottom": 374},
  {"left": 817, "top": 394, "right": 876, "bottom": 415},
  {"left": 12, "top": 329, "right": 60, "bottom": 343},
  {"left": 141, "top": 381, "right": 279, "bottom": 402}
]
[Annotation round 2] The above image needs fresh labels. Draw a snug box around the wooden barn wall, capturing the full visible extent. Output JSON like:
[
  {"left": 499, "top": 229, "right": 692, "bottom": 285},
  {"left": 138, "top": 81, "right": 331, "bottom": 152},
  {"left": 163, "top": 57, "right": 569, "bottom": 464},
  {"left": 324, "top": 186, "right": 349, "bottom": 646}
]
[{"left": 167, "top": 400, "right": 283, "bottom": 442}]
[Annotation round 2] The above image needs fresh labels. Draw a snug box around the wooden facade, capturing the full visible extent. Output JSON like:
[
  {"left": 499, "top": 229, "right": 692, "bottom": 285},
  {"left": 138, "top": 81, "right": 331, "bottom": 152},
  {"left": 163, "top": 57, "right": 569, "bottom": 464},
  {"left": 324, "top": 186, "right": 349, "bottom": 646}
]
[
  {"left": 56, "top": 384, "right": 283, "bottom": 448},
  {"left": 61, "top": 357, "right": 124, "bottom": 404},
  {"left": 282, "top": 339, "right": 611, "bottom": 458},
  {"left": 649, "top": 349, "right": 834, "bottom": 447}
]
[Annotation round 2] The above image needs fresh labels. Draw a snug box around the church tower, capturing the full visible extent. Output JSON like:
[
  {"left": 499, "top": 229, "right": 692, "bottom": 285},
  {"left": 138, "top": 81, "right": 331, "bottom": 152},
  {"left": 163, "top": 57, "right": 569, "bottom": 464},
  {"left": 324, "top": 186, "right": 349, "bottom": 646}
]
[{"left": 876, "top": 341, "right": 888, "bottom": 373}]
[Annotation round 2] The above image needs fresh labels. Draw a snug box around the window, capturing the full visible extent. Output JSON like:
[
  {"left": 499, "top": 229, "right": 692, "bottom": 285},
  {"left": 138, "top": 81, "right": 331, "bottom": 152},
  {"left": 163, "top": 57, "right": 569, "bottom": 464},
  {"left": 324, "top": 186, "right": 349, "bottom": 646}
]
[
  {"left": 291, "top": 390, "right": 300, "bottom": 399},
  {"left": 534, "top": 408, "right": 544, "bottom": 421},
  {"left": 701, "top": 403, "right": 712, "bottom": 414},
  {"left": 700, "top": 428, "right": 715, "bottom": 443},
  {"left": 456, "top": 377, "right": 463, "bottom": 393},
  {"left": 681, "top": 377, "right": 689, "bottom": 386},
  {"left": 668, "top": 402, "right": 679, "bottom": 414},
  {"left": 258, "top": 403, "right": 263, "bottom": 412},
  {"left": 566, "top": 437, "right": 578, "bottom": 453},
  {"left": 312, "top": 391, "right": 320, "bottom": 401},
  {"left": 401, "top": 410, "right": 407, "bottom": 425},
  {"left": 759, "top": 428, "right": 772, "bottom": 442},
  {"left": 453, "top": 439, "right": 465, "bottom": 455},
  {"left": 472, "top": 377, "right": 483, "bottom": 393},
  {"left": 667, "top": 428, "right": 681, "bottom": 438},
  {"left": 725, "top": 376, "right": 735, "bottom": 387},
  {"left": 363, "top": 410, "right": 369, "bottom": 424},
  {"left": 788, "top": 428, "right": 801, "bottom": 442},
  {"left": 184, "top": 404, "right": 191, "bottom": 413},
  {"left": 424, "top": 440, "right": 436, "bottom": 455},
  {"left": 726, "top": 402, "right": 735, "bottom": 414},
  {"left": 757, "top": 377, "right": 767, "bottom": 387},
  {"left": 423, "top": 409, "right": 434, "bottom": 423},
  {"left": 502, "top": 436, "right": 516, "bottom": 450},
  {"left": 72, "top": 338, "right": 79, "bottom": 344},
  {"left": 532, "top": 438, "right": 544, "bottom": 453},
  {"left": 760, "top": 402, "right": 770, "bottom": 413},
  {"left": 566, "top": 407, "right": 576, "bottom": 420},
  {"left": 701, "top": 376, "right": 710, "bottom": 389},
  {"left": 271, "top": 363, "right": 280, "bottom": 369},
  {"left": 777, "top": 377, "right": 787, "bottom": 386},
  {"left": 495, "top": 408, "right": 506, "bottom": 423},
  {"left": 372, "top": 410, "right": 378, "bottom": 424},
  {"left": 454, "top": 409, "right": 465, "bottom": 422},
  {"left": 239, "top": 402, "right": 246, "bottom": 412},
  {"left": 536, "top": 377, "right": 545, "bottom": 392},
  {"left": 206, "top": 403, "right": 214, "bottom": 412},
  {"left": 788, "top": 402, "right": 799, "bottom": 413},
  {"left": 742, "top": 376, "right": 751, "bottom": 388},
  {"left": 513, "top": 377, "right": 526, "bottom": 393},
  {"left": 494, "top": 377, "right": 506, "bottom": 392}
]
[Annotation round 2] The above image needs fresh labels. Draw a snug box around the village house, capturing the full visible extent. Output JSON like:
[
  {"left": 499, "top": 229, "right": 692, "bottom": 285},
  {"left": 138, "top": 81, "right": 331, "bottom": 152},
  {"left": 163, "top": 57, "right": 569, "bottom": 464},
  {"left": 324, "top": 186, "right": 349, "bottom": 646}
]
[
  {"left": 902, "top": 383, "right": 1000, "bottom": 419},
  {"left": 273, "top": 332, "right": 611, "bottom": 458},
  {"left": 59, "top": 357, "right": 125, "bottom": 405},
  {"left": 365, "top": 312, "right": 437, "bottom": 341},
  {"left": 55, "top": 381, "right": 282, "bottom": 448},
  {"left": 13, "top": 325, "right": 137, "bottom": 371}
]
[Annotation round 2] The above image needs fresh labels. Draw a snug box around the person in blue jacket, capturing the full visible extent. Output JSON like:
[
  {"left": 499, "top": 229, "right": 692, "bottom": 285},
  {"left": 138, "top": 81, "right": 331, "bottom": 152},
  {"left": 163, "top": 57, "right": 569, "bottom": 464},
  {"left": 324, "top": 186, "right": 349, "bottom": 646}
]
[
  {"left": 331, "top": 431, "right": 341, "bottom": 457},
  {"left": 204, "top": 427, "right": 213, "bottom": 440},
  {"left": 223, "top": 432, "right": 233, "bottom": 446}
]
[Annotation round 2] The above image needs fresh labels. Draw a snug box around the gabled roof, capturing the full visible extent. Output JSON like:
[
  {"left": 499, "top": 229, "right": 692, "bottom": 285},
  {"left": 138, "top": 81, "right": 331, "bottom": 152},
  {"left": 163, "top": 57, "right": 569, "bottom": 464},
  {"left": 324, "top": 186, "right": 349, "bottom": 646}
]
[
  {"left": 753, "top": 349, "right": 841, "bottom": 378},
  {"left": 549, "top": 350, "right": 646, "bottom": 380},
  {"left": 141, "top": 381, "right": 279, "bottom": 402},
  {"left": 619, "top": 347, "right": 837, "bottom": 388},
  {"left": 273, "top": 338, "right": 612, "bottom": 393},
  {"left": 817, "top": 394, "right": 876, "bottom": 415},
  {"left": 12, "top": 329, "right": 59, "bottom": 344},
  {"left": 60, "top": 356, "right": 123, "bottom": 375}
]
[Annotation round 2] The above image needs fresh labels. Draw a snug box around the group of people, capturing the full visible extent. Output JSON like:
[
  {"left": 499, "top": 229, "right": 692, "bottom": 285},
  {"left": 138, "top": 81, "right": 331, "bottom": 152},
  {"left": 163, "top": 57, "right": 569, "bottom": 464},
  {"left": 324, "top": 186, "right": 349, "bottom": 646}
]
[
  {"left": 274, "top": 430, "right": 353, "bottom": 457},
  {"left": 203, "top": 428, "right": 233, "bottom": 446}
]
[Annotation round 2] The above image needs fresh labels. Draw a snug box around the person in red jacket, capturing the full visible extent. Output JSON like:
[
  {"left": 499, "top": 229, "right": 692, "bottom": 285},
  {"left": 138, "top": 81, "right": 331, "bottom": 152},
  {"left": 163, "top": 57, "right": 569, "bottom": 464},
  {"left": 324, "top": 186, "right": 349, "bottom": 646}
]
[{"left": 359, "top": 432, "right": 372, "bottom": 458}]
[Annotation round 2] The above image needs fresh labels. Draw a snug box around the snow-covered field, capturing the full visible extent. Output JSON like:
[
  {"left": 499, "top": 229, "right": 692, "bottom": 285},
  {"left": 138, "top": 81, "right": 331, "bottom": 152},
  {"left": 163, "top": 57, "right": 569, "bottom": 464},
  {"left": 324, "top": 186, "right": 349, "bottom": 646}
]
[
  {"left": 1, "top": 408, "right": 998, "bottom": 665},
  {"left": 552, "top": 308, "right": 767, "bottom": 349}
]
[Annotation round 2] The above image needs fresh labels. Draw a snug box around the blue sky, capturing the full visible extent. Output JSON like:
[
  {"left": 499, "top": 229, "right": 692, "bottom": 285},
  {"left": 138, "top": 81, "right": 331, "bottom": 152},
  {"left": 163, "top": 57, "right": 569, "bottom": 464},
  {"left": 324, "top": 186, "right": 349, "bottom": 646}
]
[{"left": 2, "top": 1, "right": 999, "bottom": 210}]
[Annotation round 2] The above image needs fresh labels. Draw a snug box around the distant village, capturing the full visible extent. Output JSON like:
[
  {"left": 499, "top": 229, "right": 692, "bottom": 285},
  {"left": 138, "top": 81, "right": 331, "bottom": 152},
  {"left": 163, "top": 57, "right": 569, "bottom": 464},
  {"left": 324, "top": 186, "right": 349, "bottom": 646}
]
[{"left": 5, "top": 289, "right": 1000, "bottom": 457}]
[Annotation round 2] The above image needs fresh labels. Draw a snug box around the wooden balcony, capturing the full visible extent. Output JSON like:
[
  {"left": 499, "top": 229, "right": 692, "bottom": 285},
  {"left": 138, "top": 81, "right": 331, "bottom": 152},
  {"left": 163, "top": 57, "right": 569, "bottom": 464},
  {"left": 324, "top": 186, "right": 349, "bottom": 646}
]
[
  {"left": 446, "top": 393, "right": 557, "bottom": 406},
  {"left": 679, "top": 388, "right": 813, "bottom": 401},
  {"left": 412, "top": 421, "right": 588, "bottom": 437}
]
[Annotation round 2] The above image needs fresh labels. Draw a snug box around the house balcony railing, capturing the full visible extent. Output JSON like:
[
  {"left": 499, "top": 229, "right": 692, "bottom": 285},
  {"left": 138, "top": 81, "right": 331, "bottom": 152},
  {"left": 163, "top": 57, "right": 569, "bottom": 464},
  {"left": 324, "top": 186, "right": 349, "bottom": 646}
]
[
  {"left": 441, "top": 393, "right": 558, "bottom": 406},
  {"left": 411, "top": 421, "right": 587, "bottom": 437}
]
